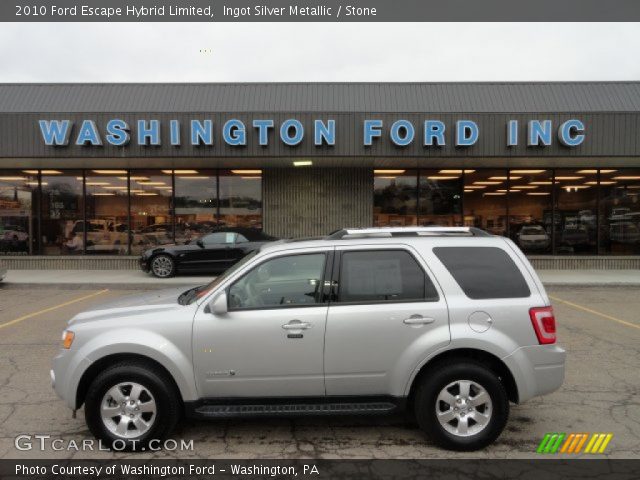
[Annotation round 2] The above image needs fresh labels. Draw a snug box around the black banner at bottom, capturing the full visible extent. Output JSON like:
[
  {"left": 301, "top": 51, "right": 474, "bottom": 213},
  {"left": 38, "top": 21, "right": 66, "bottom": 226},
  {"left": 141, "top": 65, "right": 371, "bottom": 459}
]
[{"left": 1, "top": 459, "right": 640, "bottom": 480}]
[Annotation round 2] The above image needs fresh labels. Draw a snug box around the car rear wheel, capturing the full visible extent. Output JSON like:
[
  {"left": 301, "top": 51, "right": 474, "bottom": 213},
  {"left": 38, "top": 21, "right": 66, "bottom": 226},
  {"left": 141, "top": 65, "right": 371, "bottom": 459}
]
[
  {"left": 84, "top": 362, "right": 180, "bottom": 451},
  {"left": 150, "top": 254, "right": 175, "bottom": 278},
  {"left": 414, "top": 361, "right": 509, "bottom": 451}
]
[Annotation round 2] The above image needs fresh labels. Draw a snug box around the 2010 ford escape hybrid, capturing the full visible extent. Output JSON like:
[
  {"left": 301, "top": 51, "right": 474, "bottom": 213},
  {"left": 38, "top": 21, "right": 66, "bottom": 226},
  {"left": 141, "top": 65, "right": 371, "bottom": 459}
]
[{"left": 51, "top": 227, "right": 565, "bottom": 451}]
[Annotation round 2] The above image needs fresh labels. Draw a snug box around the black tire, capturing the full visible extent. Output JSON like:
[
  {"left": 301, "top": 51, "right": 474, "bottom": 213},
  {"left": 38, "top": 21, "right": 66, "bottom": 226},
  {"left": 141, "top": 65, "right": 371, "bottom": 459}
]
[
  {"left": 84, "top": 361, "right": 181, "bottom": 451},
  {"left": 150, "top": 253, "right": 176, "bottom": 278},
  {"left": 414, "top": 361, "right": 509, "bottom": 451}
]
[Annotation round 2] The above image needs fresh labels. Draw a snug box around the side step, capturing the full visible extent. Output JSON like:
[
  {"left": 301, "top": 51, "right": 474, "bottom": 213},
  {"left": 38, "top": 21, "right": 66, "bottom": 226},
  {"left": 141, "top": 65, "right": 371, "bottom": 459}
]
[{"left": 194, "top": 402, "right": 398, "bottom": 418}]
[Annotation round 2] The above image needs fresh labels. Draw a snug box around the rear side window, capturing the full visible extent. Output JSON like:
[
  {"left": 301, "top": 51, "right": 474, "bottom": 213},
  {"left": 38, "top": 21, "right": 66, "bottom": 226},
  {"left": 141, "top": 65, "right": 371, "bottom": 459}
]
[
  {"left": 338, "top": 250, "right": 439, "bottom": 303},
  {"left": 433, "top": 246, "right": 530, "bottom": 299}
]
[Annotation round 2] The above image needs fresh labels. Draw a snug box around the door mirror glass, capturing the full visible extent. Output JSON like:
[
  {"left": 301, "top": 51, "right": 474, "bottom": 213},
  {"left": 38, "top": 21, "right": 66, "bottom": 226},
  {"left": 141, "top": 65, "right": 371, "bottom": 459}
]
[{"left": 210, "top": 292, "right": 228, "bottom": 315}]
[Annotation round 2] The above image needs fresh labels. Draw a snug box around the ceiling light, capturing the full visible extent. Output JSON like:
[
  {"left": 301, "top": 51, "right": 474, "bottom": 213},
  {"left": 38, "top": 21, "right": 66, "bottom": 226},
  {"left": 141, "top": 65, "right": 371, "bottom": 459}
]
[
  {"left": 374, "top": 169, "right": 405, "bottom": 174},
  {"left": 464, "top": 189, "right": 474, "bottom": 193},
  {"left": 240, "top": 176, "right": 261, "bottom": 179},
  {"left": 439, "top": 169, "right": 475, "bottom": 174},
  {"left": 92, "top": 170, "right": 128, "bottom": 174},
  {"left": 377, "top": 176, "right": 397, "bottom": 179},
  {"left": 25, "top": 181, "right": 46, "bottom": 186},
  {"left": 484, "top": 192, "right": 506, "bottom": 196},
  {"left": 135, "top": 192, "right": 159, "bottom": 196},
  {"left": 510, "top": 170, "right": 546, "bottom": 174},
  {"left": 511, "top": 185, "right": 538, "bottom": 189},
  {"left": 474, "top": 181, "right": 502, "bottom": 185},
  {"left": 129, "top": 189, "right": 145, "bottom": 193},
  {"left": 92, "top": 192, "right": 115, "bottom": 196},
  {"left": 529, "top": 181, "right": 552, "bottom": 185},
  {"left": 527, "top": 192, "right": 551, "bottom": 196},
  {"left": 162, "top": 170, "right": 199, "bottom": 174},
  {"left": 103, "top": 186, "right": 128, "bottom": 190},
  {"left": 293, "top": 161, "right": 313, "bottom": 167},
  {"left": 23, "top": 170, "right": 62, "bottom": 175},
  {"left": 0, "top": 176, "right": 26, "bottom": 181},
  {"left": 231, "top": 170, "right": 262, "bottom": 175},
  {"left": 155, "top": 186, "right": 173, "bottom": 190},
  {"left": 118, "top": 176, "right": 149, "bottom": 181},
  {"left": 564, "top": 185, "right": 591, "bottom": 190},
  {"left": 464, "top": 185, "right": 486, "bottom": 189},
  {"left": 555, "top": 176, "right": 584, "bottom": 180},
  {"left": 577, "top": 169, "right": 617, "bottom": 174},
  {"left": 177, "top": 176, "right": 209, "bottom": 179},
  {"left": 137, "top": 181, "right": 166, "bottom": 185},
  {"left": 427, "top": 176, "right": 459, "bottom": 180},
  {"left": 489, "top": 176, "right": 522, "bottom": 180},
  {"left": 594, "top": 181, "right": 616, "bottom": 185},
  {"left": 86, "top": 182, "right": 110, "bottom": 186},
  {"left": 613, "top": 176, "right": 640, "bottom": 180}
]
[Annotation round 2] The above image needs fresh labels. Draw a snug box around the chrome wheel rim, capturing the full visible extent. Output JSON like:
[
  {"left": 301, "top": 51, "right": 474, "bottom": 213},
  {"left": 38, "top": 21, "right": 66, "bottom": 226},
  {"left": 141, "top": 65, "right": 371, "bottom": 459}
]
[
  {"left": 100, "top": 382, "right": 156, "bottom": 439},
  {"left": 435, "top": 379, "right": 492, "bottom": 437},
  {"left": 151, "top": 256, "right": 173, "bottom": 277}
]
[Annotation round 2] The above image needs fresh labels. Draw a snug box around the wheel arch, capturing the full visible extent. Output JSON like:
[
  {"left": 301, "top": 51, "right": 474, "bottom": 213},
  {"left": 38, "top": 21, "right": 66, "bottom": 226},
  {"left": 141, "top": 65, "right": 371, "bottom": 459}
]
[
  {"left": 406, "top": 348, "right": 519, "bottom": 412},
  {"left": 75, "top": 353, "right": 183, "bottom": 410}
]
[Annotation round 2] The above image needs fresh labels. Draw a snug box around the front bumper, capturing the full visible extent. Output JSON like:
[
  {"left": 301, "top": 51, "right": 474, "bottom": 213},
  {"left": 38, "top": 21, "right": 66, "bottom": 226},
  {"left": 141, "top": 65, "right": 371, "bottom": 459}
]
[
  {"left": 502, "top": 343, "right": 566, "bottom": 403},
  {"left": 139, "top": 256, "right": 150, "bottom": 272}
]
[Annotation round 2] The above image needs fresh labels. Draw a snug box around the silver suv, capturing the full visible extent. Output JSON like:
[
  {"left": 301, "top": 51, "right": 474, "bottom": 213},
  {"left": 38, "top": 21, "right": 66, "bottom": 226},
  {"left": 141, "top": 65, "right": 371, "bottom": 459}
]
[{"left": 51, "top": 227, "right": 565, "bottom": 451}]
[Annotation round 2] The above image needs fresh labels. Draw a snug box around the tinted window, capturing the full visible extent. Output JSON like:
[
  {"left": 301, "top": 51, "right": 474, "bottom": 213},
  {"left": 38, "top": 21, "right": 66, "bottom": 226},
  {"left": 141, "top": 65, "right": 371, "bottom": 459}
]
[
  {"left": 203, "top": 232, "right": 236, "bottom": 244},
  {"left": 338, "top": 250, "right": 438, "bottom": 303},
  {"left": 228, "top": 253, "right": 326, "bottom": 309},
  {"left": 433, "top": 247, "right": 530, "bottom": 299}
]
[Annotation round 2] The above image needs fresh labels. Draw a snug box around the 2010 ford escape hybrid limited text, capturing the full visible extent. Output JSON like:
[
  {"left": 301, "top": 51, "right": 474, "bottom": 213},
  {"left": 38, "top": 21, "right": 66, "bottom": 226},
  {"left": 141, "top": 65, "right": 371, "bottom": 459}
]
[{"left": 51, "top": 227, "right": 565, "bottom": 451}]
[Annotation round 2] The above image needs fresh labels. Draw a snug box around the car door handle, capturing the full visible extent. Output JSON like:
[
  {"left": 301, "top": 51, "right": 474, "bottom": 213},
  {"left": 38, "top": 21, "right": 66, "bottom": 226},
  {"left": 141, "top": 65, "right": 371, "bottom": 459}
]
[
  {"left": 403, "top": 315, "right": 435, "bottom": 325},
  {"left": 282, "top": 320, "right": 312, "bottom": 330}
]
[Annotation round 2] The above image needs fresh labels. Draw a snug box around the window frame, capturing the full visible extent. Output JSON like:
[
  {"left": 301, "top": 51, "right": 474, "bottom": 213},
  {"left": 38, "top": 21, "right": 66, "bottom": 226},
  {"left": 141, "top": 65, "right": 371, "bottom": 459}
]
[
  {"left": 331, "top": 248, "right": 440, "bottom": 306},
  {"left": 226, "top": 250, "right": 333, "bottom": 312}
]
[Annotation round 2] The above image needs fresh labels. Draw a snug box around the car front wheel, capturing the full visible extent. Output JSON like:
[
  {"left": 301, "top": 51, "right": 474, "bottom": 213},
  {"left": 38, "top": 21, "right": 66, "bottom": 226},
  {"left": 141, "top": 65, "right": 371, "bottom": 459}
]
[
  {"left": 150, "top": 254, "right": 175, "bottom": 278},
  {"left": 414, "top": 361, "right": 509, "bottom": 451},
  {"left": 84, "top": 361, "right": 180, "bottom": 451}
]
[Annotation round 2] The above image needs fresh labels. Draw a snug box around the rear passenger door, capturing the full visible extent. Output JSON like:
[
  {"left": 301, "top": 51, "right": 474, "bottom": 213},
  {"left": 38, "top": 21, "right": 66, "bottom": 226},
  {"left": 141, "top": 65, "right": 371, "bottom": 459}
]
[{"left": 324, "top": 246, "right": 450, "bottom": 396}]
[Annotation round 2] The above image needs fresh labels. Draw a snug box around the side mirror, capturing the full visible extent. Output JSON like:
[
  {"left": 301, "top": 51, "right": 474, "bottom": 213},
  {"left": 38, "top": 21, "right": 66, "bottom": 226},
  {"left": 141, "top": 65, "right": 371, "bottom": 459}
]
[
  {"left": 209, "top": 292, "right": 228, "bottom": 316},
  {"left": 196, "top": 238, "right": 204, "bottom": 248}
]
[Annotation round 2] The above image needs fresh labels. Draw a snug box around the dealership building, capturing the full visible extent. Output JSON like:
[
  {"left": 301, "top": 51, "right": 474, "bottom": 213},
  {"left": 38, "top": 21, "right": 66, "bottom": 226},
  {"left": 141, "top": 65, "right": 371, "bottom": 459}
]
[{"left": 0, "top": 82, "right": 639, "bottom": 269}]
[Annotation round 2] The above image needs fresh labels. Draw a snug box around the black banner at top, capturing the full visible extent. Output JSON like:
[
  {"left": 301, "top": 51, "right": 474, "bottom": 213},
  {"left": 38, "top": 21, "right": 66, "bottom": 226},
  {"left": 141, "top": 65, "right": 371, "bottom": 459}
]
[{"left": 1, "top": 0, "right": 640, "bottom": 22}]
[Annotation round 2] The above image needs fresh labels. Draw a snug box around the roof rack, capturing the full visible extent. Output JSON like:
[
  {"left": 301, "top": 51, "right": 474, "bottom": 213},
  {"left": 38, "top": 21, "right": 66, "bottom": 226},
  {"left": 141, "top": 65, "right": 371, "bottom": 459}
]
[{"left": 326, "top": 227, "right": 491, "bottom": 240}]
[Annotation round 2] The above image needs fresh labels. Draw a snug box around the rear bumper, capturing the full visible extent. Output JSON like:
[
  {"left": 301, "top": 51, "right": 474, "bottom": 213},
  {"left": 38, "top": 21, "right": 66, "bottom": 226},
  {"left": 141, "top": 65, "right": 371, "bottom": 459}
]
[{"left": 502, "top": 343, "right": 566, "bottom": 403}]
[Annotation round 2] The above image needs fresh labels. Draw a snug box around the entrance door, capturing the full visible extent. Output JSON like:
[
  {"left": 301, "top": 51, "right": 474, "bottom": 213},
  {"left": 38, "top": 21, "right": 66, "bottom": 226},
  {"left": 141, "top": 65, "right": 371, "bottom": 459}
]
[{"left": 192, "top": 249, "right": 332, "bottom": 398}]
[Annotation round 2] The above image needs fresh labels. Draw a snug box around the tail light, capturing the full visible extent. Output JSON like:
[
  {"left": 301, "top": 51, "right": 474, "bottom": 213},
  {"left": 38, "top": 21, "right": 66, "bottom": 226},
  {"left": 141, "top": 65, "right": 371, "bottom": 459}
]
[{"left": 529, "top": 306, "right": 556, "bottom": 344}]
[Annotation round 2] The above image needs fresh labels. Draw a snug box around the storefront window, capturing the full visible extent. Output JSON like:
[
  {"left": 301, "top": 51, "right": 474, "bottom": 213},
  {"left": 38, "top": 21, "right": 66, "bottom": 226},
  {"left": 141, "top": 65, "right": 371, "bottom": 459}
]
[
  {"left": 130, "top": 170, "right": 174, "bottom": 252},
  {"left": 84, "top": 170, "right": 130, "bottom": 254},
  {"left": 174, "top": 169, "right": 218, "bottom": 244},
  {"left": 508, "top": 169, "right": 553, "bottom": 254},
  {"left": 599, "top": 169, "right": 640, "bottom": 255},
  {"left": 0, "top": 171, "right": 37, "bottom": 255},
  {"left": 463, "top": 170, "right": 508, "bottom": 236},
  {"left": 219, "top": 170, "right": 262, "bottom": 229},
  {"left": 41, "top": 170, "right": 84, "bottom": 255},
  {"left": 554, "top": 169, "right": 598, "bottom": 255},
  {"left": 374, "top": 169, "right": 417, "bottom": 227},
  {"left": 418, "top": 170, "right": 462, "bottom": 226}
]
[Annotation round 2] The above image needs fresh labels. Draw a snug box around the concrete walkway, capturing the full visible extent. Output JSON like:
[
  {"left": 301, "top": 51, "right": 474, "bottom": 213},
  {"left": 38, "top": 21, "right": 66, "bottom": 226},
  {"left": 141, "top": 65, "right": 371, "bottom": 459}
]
[{"left": 1, "top": 269, "right": 639, "bottom": 288}]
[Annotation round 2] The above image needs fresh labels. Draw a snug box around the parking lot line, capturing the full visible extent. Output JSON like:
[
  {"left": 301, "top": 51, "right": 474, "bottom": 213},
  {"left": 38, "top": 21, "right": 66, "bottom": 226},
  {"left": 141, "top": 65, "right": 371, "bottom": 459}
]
[
  {"left": 0, "top": 289, "right": 109, "bottom": 331},
  {"left": 549, "top": 294, "right": 640, "bottom": 331}
]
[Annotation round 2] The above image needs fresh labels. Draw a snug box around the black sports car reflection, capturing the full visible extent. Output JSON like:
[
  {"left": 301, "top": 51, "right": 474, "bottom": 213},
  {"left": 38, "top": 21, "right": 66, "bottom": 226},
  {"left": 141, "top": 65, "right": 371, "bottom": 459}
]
[{"left": 140, "top": 228, "right": 277, "bottom": 278}]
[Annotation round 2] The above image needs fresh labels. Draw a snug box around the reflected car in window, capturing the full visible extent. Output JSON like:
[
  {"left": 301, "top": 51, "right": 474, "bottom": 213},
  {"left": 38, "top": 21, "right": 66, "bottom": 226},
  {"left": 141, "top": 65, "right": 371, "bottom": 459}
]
[
  {"left": 516, "top": 225, "right": 550, "bottom": 252},
  {"left": 139, "top": 228, "right": 277, "bottom": 278}
]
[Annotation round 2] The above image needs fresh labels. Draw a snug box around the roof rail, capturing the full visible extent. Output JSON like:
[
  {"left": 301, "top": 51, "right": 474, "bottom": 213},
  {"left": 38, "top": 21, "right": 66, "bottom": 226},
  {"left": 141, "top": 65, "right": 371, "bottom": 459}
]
[{"left": 326, "top": 226, "right": 491, "bottom": 240}]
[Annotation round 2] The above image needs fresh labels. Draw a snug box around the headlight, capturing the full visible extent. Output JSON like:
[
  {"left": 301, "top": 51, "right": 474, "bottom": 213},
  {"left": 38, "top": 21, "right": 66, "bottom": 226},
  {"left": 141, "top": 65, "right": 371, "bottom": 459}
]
[{"left": 61, "top": 330, "right": 75, "bottom": 349}]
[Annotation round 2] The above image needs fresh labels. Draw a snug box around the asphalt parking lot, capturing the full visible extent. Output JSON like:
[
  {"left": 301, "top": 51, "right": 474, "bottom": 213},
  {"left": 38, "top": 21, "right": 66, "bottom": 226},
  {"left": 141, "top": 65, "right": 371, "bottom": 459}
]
[{"left": 0, "top": 284, "right": 638, "bottom": 459}]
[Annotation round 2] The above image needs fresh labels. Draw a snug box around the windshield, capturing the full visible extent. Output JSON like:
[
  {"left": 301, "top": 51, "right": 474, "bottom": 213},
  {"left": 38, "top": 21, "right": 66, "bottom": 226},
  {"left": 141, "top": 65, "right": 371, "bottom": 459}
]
[{"left": 178, "top": 250, "right": 259, "bottom": 305}]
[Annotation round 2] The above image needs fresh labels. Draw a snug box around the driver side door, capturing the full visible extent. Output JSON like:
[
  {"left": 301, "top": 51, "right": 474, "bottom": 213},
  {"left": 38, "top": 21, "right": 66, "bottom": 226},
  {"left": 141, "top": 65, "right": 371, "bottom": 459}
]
[{"left": 192, "top": 248, "right": 333, "bottom": 398}]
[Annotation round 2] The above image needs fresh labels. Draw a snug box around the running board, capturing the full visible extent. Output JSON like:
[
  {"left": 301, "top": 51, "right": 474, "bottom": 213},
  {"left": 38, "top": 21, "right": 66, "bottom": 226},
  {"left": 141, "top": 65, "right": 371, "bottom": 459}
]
[{"left": 194, "top": 402, "right": 398, "bottom": 418}]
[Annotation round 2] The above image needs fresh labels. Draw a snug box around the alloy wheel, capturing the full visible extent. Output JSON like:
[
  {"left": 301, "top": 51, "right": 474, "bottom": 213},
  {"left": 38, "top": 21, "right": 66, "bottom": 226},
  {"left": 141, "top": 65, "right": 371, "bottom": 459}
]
[
  {"left": 151, "top": 256, "right": 173, "bottom": 277},
  {"left": 435, "top": 379, "right": 492, "bottom": 437},
  {"left": 100, "top": 382, "right": 157, "bottom": 439}
]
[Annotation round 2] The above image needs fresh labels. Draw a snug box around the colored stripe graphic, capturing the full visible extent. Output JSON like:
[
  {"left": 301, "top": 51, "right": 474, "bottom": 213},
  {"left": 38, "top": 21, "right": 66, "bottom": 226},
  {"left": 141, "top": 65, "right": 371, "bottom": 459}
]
[{"left": 538, "top": 433, "right": 613, "bottom": 454}]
